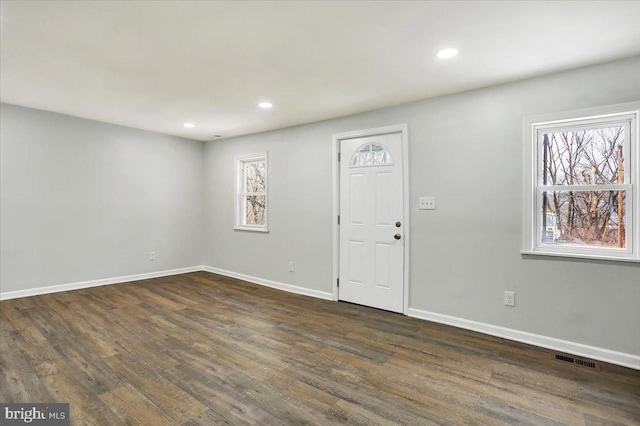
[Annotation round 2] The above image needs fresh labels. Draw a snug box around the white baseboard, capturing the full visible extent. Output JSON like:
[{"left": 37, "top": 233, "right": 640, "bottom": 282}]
[
  {"left": 0, "top": 266, "right": 204, "bottom": 301},
  {"left": 407, "top": 308, "right": 640, "bottom": 371},
  {"left": 202, "top": 266, "right": 335, "bottom": 301}
]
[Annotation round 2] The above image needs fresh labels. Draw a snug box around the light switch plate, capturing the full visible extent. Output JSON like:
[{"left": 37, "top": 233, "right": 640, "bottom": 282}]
[{"left": 419, "top": 197, "right": 436, "bottom": 210}]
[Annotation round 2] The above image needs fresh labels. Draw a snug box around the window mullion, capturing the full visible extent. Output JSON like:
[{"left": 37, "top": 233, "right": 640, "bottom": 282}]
[{"left": 537, "top": 184, "right": 632, "bottom": 191}]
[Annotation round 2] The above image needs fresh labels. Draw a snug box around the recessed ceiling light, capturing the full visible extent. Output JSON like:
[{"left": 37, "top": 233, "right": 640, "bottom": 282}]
[
  {"left": 258, "top": 102, "right": 273, "bottom": 109},
  {"left": 436, "top": 48, "right": 458, "bottom": 59},
  {"left": 184, "top": 122, "right": 195, "bottom": 128}
]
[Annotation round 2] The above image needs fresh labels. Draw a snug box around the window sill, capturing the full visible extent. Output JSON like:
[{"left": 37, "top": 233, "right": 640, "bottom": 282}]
[
  {"left": 234, "top": 226, "right": 269, "bottom": 233},
  {"left": 521, "top": 249, "right": 639, "bottom": 263}
]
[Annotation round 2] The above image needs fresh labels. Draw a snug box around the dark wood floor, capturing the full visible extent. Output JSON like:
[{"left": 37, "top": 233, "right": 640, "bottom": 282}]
[{"left": 1, "top": 272, "right": 639, "bottom": 425}]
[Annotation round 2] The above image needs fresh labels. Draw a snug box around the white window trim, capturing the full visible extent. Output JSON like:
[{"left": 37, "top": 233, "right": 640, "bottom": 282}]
[
  {"left": 522, "top": 101, "right": 640, "bottom": 262},
  {"left": 234, "top": 152, "right": 268, "bottom": 232}
]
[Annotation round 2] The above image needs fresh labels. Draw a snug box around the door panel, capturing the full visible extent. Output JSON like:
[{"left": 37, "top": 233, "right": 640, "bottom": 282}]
[
  {"left": 349, "top": 174, "right": 364, "bottom": 224},
  {"left": 339, "top": 132, "right": 404, "bottom": 313},
  {"left": 348, "top": 240, "right": 364, "bottom": 284},
  {"left": 374, "top": 243, "right": 391, "bottom": 289},
  {"left": 375, "top": 172, "right": 393, "bottom": 225}
]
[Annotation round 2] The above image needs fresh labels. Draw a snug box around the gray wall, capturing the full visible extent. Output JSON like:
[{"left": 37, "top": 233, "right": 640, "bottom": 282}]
[
  {"left": 203, "top": 56, "right": 640, "bottom": 356},
  {"left": 0, "top": 104, "right": 205, "bottom": 292}
]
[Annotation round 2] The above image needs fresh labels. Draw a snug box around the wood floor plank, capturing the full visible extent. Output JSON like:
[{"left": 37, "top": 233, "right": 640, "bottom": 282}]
[
  {"left": 0, "top": 328, "right": 52, "bottom": 403},
  {"left": 8, "top": 328, "right": 64, "bottom": 379},
  {"left": 22, "top": 303, "right": 74, "bottom": 345},
  {"left": 282, "top": 360, "right": 452, "bottom": 425},
  {"left": 373, "top": 357, "right": 483, "bottom": 408},
  {"left": 52, "top": 342, "right": 127, "bottom": 395},
  {"left": 328, "top": 399, "right": 416, "bottom": 426},
  {"left": 101, "top": 385, "right": 174, "bottom": 426},
  {"left": 2, "top": 271, "right": 639, "bottom": 425},
  {"left": 181, "top": 409, "right": 245, "bottom": 426},
  {"left": 475, "top": 395, "right": 569, "bottom": 426},
  {"left": 161, "top": 364, "right": 280, "bottom": 425},
  {"left": 576, "top": 367, "right": 640, "bottom": 419},
  {"left": 42, "top": 370, "right": 123, "bottom": 425},
  {"left": 276, "top": 321, "right": 393, "bottom": 364},
  {"left": 584, "top": 413, "right": 630, "bottom": 426},
  {"left": 486, "top": 370, "right": 585, "bottom": 425},
  {"left": 25, "top": 295, "right": 123, "bottom": 359},
  {"left": 236, "top": 378, "right": 344, "bottom": 425},
  {"left": 103, "top": 353, "right": 207, "bottom": 423},
  {"left": 488, "top": 358, "right": 579, "bottom": 397},
  {"left": 346, "top": 327, "right": 496, "bottom": 381},
  {"left": 0, "top": 301, "right": 32, "bottom": 331}
]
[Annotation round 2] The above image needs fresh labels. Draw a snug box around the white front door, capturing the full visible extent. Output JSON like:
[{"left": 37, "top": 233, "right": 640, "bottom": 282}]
[{"left": 339, "top": 132, "right": 404, "bottom": 313}]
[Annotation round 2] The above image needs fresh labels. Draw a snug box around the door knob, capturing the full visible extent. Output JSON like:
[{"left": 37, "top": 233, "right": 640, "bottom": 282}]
[{"left": 394, "top": 233, "right": 401, "bottom": 240}]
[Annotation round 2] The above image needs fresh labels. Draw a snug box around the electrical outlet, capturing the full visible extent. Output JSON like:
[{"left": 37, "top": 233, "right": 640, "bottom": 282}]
[
  {"left": 288, "top": 261, "right": 294, "bottom": 272},
  {"left": 419, "top": 197, "right": 436, "bottom": 210},
  {"left": 149, "top": 251, "right": 156, "bottom": 261},
  {"left": 504, "top": 291, "right": 515, "bottom": 307}
]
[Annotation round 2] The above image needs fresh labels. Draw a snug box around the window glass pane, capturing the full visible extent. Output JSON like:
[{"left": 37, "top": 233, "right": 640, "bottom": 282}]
[
  {"left": 352, "top": 144, "right": 372, "bottom": 167},
  {"left": 351, "top": 144, "right": 392, "bottom": 167},
  {"left": 540, "top": 190, "right": 626, "bottom": 248},
  {"left": 541, "top": 126, "right": 625, "bottom": 185},
  {"left": 371, "top": 144, "right": 392, "bottom": 165},
  {"left": 244, "top": 195, "right": 266, "bottom": 225},
  {"left": 244, "top": 161, "right": 265, "bottom": 192}
]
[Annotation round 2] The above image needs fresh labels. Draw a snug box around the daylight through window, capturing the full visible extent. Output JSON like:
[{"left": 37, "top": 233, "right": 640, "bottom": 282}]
[
  {"left": 524, "top": 103, "right": 639, "bottom": 261},
  {"left": 235, "top": 154, "right": 268, "bottom": 232}
]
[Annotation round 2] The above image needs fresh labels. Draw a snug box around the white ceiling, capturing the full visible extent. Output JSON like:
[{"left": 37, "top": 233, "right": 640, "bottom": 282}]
[{"left": 1, "top": 1, "right": 639, "bottom": 141}]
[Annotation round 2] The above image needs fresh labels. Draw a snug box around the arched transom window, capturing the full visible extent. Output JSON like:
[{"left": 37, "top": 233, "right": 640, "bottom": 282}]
[{"left": 350, "top": 143, "right": 393, "bottom": 167}]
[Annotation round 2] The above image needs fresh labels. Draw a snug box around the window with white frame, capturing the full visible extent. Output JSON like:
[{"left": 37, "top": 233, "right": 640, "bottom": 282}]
[
  {"left": 235, "top": 153, "right": 268, "bottom": 232},
  {"left": 523, "top": 102, "right": 639, "bottom": 261}
]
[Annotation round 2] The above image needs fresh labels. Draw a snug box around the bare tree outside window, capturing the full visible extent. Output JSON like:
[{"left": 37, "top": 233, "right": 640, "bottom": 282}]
[
  {"left": 243, "top": 161, "right": 266, "bottom": 225},
  {"left": 236, "top": 154, "right": 268, "bottom": 231},
  {"left": 541, "top": 126, "right": 626, "bottom": 248}
]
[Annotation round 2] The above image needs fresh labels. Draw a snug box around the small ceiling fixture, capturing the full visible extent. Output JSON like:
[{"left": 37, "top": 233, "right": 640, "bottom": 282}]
[
  {"left": 436, "top": 48, "right": 458, "bottom": 59},
  {"left": 183, "top": 122, "right": 195, "bottom": 128},
  {"left": 258, "top": 102, "right": 273, "bottom": 109}
]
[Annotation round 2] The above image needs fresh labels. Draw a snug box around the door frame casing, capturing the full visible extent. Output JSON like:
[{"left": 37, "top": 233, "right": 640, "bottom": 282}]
[{"left": 332, "top": 124, "right": 410, "bottom": 314}]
